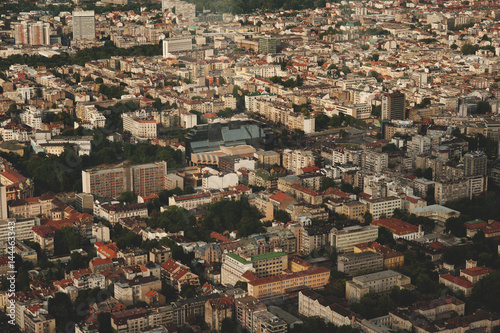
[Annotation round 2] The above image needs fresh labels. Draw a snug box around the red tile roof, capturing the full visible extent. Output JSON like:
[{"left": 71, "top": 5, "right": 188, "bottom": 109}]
[
  {"left": 372, "top": 218, "right": 419, "bottom": 236},
  {"left": 440, "top": 274, "right": 474, "bottom": 288}
]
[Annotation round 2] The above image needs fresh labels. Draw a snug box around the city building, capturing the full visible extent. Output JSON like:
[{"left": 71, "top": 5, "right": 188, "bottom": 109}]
[
  {"left": 162, "top": 38, "right": 193, "bottom": 58},
  {"left": 168, "top": 191, "right": 212, "bottom": 210},
  {"left": 204, "top": 297, "right": 233, "bottom": 331},
  {"left": 221, "top": 252, "right": 288, "bottom": 286},
  {"left": 82, "top": 162, "right": 167, "bottom": 198},
  {"left": 464, "top": 152, "right": 487, "bottom": 177},
  {"left": 410, "top": 204, "right": 460, "bottom": 227},
  {"left": 337, "top": 251, "right": 384, "bottom": 275},
  {"left": 0, "top": 185, "right": 7, "bottom": 220},
  {"left": 0, "top": 217, "right": 40, "bottom": 251},
  {"left": 331, "top": 225, "right": 379, "bottom": 253},
  {"left": 346, "top": 270, "right": 412, "bottom": 303},
  {"left": 258, "top": 37, "right": 277, "bottom": 53},
  {"left": 73, "top": 10, "right": 96, "bottom": 40},
  {"left": 382, "top": 91, "right": 405, "bottom": 121},
  {"left": 371, "top": 218, "right": 424, "bottom": 240},
  {"left": 363, "top": 196, "right": 403, "bottom": 220},
  {"left": 245, "top": 266, "right": 330, "bottom": 299},
  {"left": 434, "top": 179, "right": 468, "bottom": 205},
  {"left": 299, "top": 290, "right": 356, "bottom": 327}
]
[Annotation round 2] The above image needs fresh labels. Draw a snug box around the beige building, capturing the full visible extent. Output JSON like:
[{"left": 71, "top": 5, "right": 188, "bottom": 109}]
[
  {"left": 341, "top": 201, "right": 367, "bottom": 221},
  {"left": 331, "top": 225, "right": 379, "bottom": 253},
  {"left": 246, "top": 267, "right": 330, "bottom": 299},
  {"left": 410, "top": 204, "right": 460, "bottom": 227},
  {"left": 114, "top": 276, "right": 162, "bottom": 306},
  {"left": 221, "top": 252, "right": 288, "bottom": 286},
  {"left": 346, "top": 270, "right": 412, "bottom": 303},
  {"left": 24, "top": 305, "right": 56, "bottom": 333},
  {"left": 282, "top": 149, "right": 315, "bottom": 174},
  {"left": 205, "top": 297, "right": 233, "bottom": 331},
  {"left": 299, "top": 290, "right": 357, "bottom": 327},
  {"left": 434, "top": 179, "right": 468, "bottom": 205},
  {"left": 254, "top": 150, "right": 280, "bottom": 169},
  {"left": 363, "top": 196, "right": 402, "bottom": 220}
]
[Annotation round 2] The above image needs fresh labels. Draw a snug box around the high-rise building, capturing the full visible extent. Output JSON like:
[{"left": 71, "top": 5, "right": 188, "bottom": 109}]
[
  {"left": 258, "top": 37, "right": 277, "bottom": 54},
  {"left": 14, "top": 22, "right": 28, "bottom": 45},
  {"left": 161, "top": 0, "right": 196, "bottom": 18},
  {"left": 14, "top": 21, "right": 50, "bottom": 45},
  {"left": 82, "top": 161, "right": 167, "bottom": 198},
  {"left": 72, "top": 10, "right": 96, "bottom": 40},
  {"left": 464, "top": 152, "right": 487, "bottom": 177},
  {"left": 382, "top": 91, "right": 405, "bottom": 120}
]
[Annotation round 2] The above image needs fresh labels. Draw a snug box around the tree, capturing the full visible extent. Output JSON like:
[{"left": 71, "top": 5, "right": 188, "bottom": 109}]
[
  {"left": 221, "top": 318, "right": 238, "bottom": 333},
  {"left": 117, "top": 191, "right": 137, "bottom": 204},
  {"left": 371, "top": 105, "right": 381, "bottom": 118},
  {"left": 234, "top": 281, "right": 248, "bottom": 291},
  {"left": 98, "top": 312, "right": 112, "bottom": 333},
  {"left": 321, "top": 177, "right": 336, "bottom": 191},
  {"left": 180, "top": 284, "right": 196, "bottom": 298},
  {"left": 363, "top": 211, "right": 373, "bottom": 225},
  {"left": 275, "top": 210, "right": 291, "bottom": 223},
  {"left": 445, "top": 217, "right": 467, "bottom": 237},
  {"left": 315, "top": 114, "right": 330, "bottom": 131},
  {"left": 461, "top": 44, "right": 479, "bottom": 55}
]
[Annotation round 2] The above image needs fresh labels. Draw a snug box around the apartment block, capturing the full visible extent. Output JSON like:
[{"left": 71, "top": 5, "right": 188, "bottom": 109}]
[
  {"left": 253, "top": 310, "right": 287, "bottom": 333},
  {"left": 205, "top": 297, "right": 232, "bottom": 332},
  {"left": 337, "top": 251, "right": 384, "bottom": 275},
  {"left": 24, "top": 305, "right": 56, "bottom": 333},
  {"left": 282, "top": 149, "right": 315, "bottom": 175},
  {"left": 331, "top": 225, "right": 379, "bottom": 253},
  {"left": 363, "top": 196, "right": 403, "bottom": 220},
  {"left": 341, "top": 201, "right": 367, "bottom": 221},
  {"left": 73, "top": 10, "right": 96, "bottom": 40},
  {"left": 82, "top": 162, "right": 167, "bottom": 198},
  {"left": 353, "top": 242, "right": 404, "bottom": 269},
  {"left": 235, "top": 296, "right": 267, "bottom": 332},
  {"left": 111, "top": 308, "right": 149, "bottom": 333},
  {"left": 122, "top": 114, "right": 157, "bottom": 139},
  {"left": 363, "top": 151, "right": 389, "bottom": 172},
  {"left": 114, "top": 276, "right": 162, "bottom": 306},
  {"left": 346, "top": 270, "right": 412, "bottom": 303},
  {"left": 464, "top": 152, "right": 487, "bottom": 177},
  {"left": 434, "top": 179, "right": 468, "bottom": 205},
  {"left": 0, "top": 217, "right": 40, "bottom": 251}
]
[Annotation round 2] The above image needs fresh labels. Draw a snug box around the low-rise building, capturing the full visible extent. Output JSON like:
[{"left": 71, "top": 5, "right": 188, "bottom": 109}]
[
  {"left": 371, "top": 218, "right": 424, "bottom": 240},
  {"left": 346, "top": 270, "right": 412, "bottom": 303},
  {"left": 337, "top": 251, "right": 384, "bottom": 276},
  {"left": 299, "top": 289, "right": 356, "bottom": 327}
]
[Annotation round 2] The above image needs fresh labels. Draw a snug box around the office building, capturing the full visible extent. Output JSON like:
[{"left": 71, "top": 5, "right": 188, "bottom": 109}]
[
  {"left": 162, "top": 38, "right": 193, "bottom": 57},
  {"left": 346, "top": 270, "right": 412, "bottom": 303},
  {"left": 82, "top": 162, "right": 167, "bottom": 198},
  {"left": 382, "top": 91, "right": 405, "bottom": 120},
  {"left": 337, "top": 251, "right": 384, "bottom": 275},
  {"left": 73, "top": 10, "right": 96, "bottom": 40},
  {"left": 258, "top": 37, "right": 277, "bottom": 54},
  {"left": 464, "top": 152, "right": 487, "bottom": 177}
]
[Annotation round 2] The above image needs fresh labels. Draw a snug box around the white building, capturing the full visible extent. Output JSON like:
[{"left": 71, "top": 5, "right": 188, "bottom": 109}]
[
  {"left": 73, "top": 10, "right": 96, "bottom": 40},
  {"left": 180, "top": 112, "right": 197, "bottom": 129},
  {"left": 162, "top": 38, "right": 193, "bottom": 58},
  {"left": 0, "top": 217, "right": 40, "bottom": 251},
  {"left": 202, "top": 173, "right": 239, "bottom": 191},
  {"left": 221, "top": 253, "right": 254, "bottom": 286},
  {"left": 168, "top": 191, "right": 212, "bottom": 210}
]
